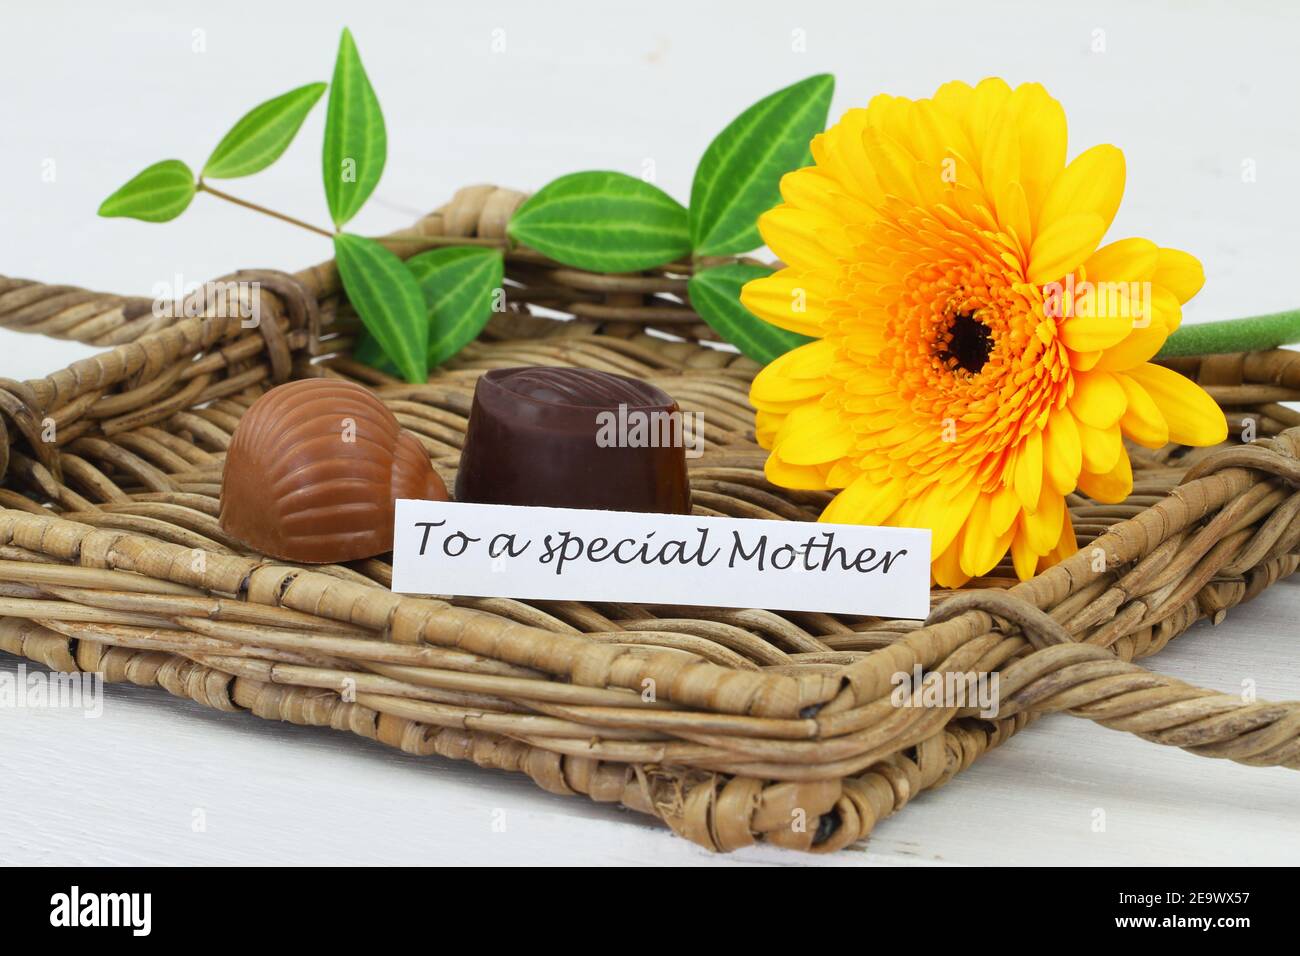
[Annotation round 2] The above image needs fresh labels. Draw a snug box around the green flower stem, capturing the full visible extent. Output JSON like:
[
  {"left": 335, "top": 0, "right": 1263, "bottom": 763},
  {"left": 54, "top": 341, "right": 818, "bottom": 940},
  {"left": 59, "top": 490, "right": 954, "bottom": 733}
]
[
  {"left": 1157, "top": 309, "right": 1300, "bottom": 358},
  {"left": 197, "top": 181, "right": 334, "bottom": 238}
]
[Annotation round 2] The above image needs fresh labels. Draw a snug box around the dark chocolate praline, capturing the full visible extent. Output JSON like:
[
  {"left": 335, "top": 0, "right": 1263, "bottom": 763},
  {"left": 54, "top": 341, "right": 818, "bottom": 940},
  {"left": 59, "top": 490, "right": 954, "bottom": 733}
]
[{"left": 455, "top": 367, "right": 691, "bottom": 514}]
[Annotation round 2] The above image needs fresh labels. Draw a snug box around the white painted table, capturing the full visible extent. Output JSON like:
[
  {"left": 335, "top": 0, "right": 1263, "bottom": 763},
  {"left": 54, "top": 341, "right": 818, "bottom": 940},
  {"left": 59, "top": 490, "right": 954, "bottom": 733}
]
[{"left": 1, "top": 0, "right": 1297, "bottom": 866}]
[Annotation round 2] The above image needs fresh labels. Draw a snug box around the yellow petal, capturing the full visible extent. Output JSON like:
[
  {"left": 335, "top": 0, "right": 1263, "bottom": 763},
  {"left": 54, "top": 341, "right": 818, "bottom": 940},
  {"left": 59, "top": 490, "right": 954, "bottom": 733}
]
[
  {"left": 910, "top": 479, "right": 981, "bottom": 556},
  {"left": 811, "top": 108, "right": 883, "bottom": 204},
  {"left": 825, "top": 459, "right": 859, "bottom": 488},
  {"left": 1069, "top": 348, "right": 1103, "bottom": 371},
  {"left": 911, "top": 99, "right": 976, "bottom": 175},
  {"left": 740, "top": 266, "right": 833, "bottom": 337},
  {"left": 755, "top": 409, "right": 783, "bottom": 448},
  {"left": 1068, "top": 369, "right": 1126, "bottom": 429},
  {"left": 1149, "top": 285, "right": 1183, "bottom": 331},
  {"left": 960, "top": 494, "right": 1017, "bottom": 579},
  {"left": 1124, "top": 363, "right": 1227, "bottom": 446},
  {"left": 1027, "top": 213, "right": 1107, "bottom": 285},
  {"left": 841, "top": 328, "right": 890, "bottom": 360},
  {"left": 773, "top": 403, "right": 854, "bottom": 465},
  {"left": 1115, "top": 373, "right": 1169, "bottom": 448},
  {"left": 989, "top": 483, "right": 1022, "bottom": 536},
  {"left": 765, "top": 454, "right": 829, "bottom": 490},
  {"left": 820, "top": 475, "right": 906, "bottom": 525},
  {"left": 1036, "top": 510, "right": 1078, "bottom": 574},
  {"left": 1009, "top": 82, "right": 1067, "bottom": 222},
  {"left": 749, "top": 339, "right": 835, "bottom": 410},
  {"left": 1022, "top": 488, "right": 1065, "bottom": 554},
  {"left": 864, "top": 93, "right": 912, "bottom": 144},
  {"left": 932, "top": 531, "right": 972, "bottom": 589},
  {"left": 1094, "top": 319, "right": 1169, "bottom": 372},
  {"left": 757, "top": 205, "right": 850, "bottom": 270},
  {"left": 862, "top": 126, "right": 923, "bottom": 205},
  {"left": 1037, "top": 143, "right": 1126, "bottom": 234},
  {"left": 1077, "top": 449, "right": 1133, "bottom": 503},
  {"left": 966, "top": 77, "right": 1013, "bottom": 164},
  {"left": 1076, "top": 275, "right": 1148, "bottom": 324},
  {"left": 1013, "top": 429, "right": 1044, "bottom": 511},
  {"left": 1061, "top": 314, "right": 1136, "bottom": 352},
  {"left": 931, "top": 80, "right": 976, "bottom": 128},
  {"left": 1078, "top": 422, "right": 1122, "bottom": 474},
  {"left": 901, "top": 101, "right": 947, "bottom": 166},
  {"left": 980, "top": 104, "right": 1021, "bottom": 205},
  {"left": 1084, "top": 237, "right": 1159, "bottom": 283},
  {"left": 779, "top": 166, "right": 876, "bottom": 228},
  {"left": 1010, "top": 521, "right": 1040, "bottom": 581},
  {"left": 1152, "top": 247, "right": 1204, "bottom": 304},
  {"left": 1043, "top": 407, "right": 1082, "bottom": 494}
]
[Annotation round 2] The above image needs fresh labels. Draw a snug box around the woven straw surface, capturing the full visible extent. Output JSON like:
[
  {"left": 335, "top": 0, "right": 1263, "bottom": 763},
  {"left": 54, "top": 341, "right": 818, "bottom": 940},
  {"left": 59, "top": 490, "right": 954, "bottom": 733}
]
[{"left": 1, "top": 185, "right": 1299, "bottom": 853}]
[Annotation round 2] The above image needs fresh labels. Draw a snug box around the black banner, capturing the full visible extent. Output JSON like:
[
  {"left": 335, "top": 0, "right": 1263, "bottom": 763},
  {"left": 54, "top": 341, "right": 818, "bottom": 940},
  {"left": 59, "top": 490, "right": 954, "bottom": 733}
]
[{"left": 1, "top": 866, "right": 1289, "bottom": 941}]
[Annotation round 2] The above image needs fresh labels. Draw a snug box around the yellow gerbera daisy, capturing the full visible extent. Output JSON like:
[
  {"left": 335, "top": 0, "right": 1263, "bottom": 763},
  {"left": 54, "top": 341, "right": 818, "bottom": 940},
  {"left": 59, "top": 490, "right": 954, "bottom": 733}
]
[{"left": 742, "top": 77, "right": 1227, "bottom": 587}]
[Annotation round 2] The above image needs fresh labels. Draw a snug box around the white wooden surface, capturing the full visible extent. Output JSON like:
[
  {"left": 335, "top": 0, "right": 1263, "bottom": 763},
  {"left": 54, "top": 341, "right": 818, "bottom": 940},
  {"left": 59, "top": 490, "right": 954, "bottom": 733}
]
[{"left": 1, "top": 0, "right": 1297, "bottom": 866}]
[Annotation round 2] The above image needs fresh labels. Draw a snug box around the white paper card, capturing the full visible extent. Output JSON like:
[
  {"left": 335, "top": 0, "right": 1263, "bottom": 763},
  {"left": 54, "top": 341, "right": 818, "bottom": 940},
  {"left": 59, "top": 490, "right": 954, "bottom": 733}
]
[{"left": 391, "top": 499, "right": 931, "bottom": 618}]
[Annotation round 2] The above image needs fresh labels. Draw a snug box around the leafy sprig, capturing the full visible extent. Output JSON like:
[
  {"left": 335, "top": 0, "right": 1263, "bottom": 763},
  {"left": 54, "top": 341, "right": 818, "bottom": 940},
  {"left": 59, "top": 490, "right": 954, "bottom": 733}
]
[
  {"left": 354, "top": 247, "right": 505, "bottom": 372},
  {"left": 103, "top": 43, "right": 839, "bottom": 372},
  {"left": 99, "top": 160, "right": 197, "bottom": 222},
  {"left": 689, "top": 74, "right": 833, "bottom": 257},
  {"left": 506, "top": 74, "right": 836, "bottom": 363},
  {"left": 204, "top": 82, "right": 327, "bottom": 179},
  {"left": 98, "top": 28, "right": 499, "bottom": 384},
  {"left": 509, "top": 171, "right": 690, "bottom": 273},
  {"left": 322, "top": 30, "right": 386, "bottom": 229}
]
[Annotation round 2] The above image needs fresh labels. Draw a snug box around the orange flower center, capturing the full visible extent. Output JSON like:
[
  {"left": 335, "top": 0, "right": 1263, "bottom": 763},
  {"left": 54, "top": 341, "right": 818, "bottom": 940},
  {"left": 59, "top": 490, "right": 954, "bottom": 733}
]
[{"left": 829, "top": 208, "right": 1073, "bottom": 490}]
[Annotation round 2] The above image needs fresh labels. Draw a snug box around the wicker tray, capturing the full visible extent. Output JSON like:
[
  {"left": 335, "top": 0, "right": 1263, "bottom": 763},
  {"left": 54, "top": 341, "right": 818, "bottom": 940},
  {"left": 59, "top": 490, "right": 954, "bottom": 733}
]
[{"left": 2, "top": 184, "right": 1298, "bottom": 854}]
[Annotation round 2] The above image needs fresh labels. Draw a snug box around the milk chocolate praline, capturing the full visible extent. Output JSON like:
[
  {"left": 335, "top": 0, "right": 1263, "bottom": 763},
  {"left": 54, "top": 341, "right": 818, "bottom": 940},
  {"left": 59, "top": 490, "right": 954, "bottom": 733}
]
[
  {"left": 219, "top": 379, "right": 448, "bottom": 563},
  {"left": 455, "top": 367, "right": 691, "bottom": 514}
]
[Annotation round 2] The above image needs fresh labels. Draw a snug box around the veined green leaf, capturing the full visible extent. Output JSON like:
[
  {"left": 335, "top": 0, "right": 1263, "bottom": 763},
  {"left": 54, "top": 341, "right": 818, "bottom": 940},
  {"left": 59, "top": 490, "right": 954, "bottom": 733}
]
[
  {"left": 508, "top": 171, "right": 690, "bottom": 273},
  {"left": 689, "top": 74, "right": 834, "bottom": 257},
  {"left": 410, "top": 247, "right": 505, "bottom": 367},
  {"left": 97, "top": 160, "right": 196, "bottom": 222},
  {"left": 351, "top": 329, "right": 392, "bottom": 370},
  {"left": 333, "top": 233, "right": 427, "bottom": 383},
  {"left": 688, "top": 264, "right": 812, "bottom": 364},
  {"left": 202, "top": 82, "right": 327, "bottom": 179},
  {"left": 355, "top": 246, "right": 505, "bottom": 372},
  {"left": 322, "top": 28, "right": 386, "bottom": 228}
]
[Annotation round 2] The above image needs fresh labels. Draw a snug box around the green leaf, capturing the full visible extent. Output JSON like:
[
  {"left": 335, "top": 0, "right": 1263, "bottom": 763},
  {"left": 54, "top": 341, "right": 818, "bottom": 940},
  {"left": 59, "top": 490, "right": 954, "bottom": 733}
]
[
  {"left": 508, "top": 171, "right": 690, "bottom": 273},
  {"left": 688, "top": 264, "right": 812, "bottom": 364},
  {"left": 351, "top": 329, "right": 392, "bottom": 370},
  {"left": 97, "top": 160, "right": 196, "bottom": 222},
  {"left": 333, "top": 233, "right": 427, "bottom": 383},
  {"left": 410, "top": 247, "right": 505, "bottom": 367},
  {"left": 355, "top": 247, "right": 505, "bottom": 372},
  {"left": 322, "top": 28, "right": 386, "bottom": 228},
  {"left": 688, "top": 74, "right": 835, "bottom": 257},
  {"left": 202, "top": 82, "right": 327, "bottom": 179}
]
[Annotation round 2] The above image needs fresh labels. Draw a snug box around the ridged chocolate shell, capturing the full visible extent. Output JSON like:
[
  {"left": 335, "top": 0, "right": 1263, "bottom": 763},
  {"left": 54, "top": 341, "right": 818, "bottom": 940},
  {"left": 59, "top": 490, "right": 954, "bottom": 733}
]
[{"left": 219, "top": 379, "right": 447, "bottom": 563}]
